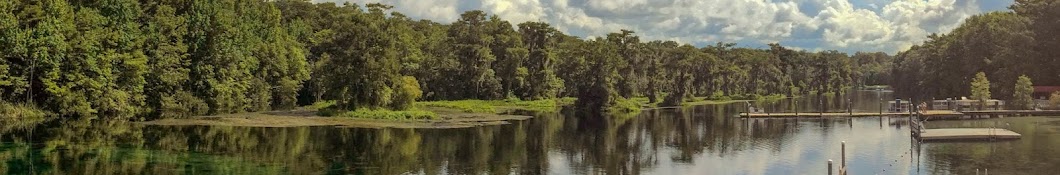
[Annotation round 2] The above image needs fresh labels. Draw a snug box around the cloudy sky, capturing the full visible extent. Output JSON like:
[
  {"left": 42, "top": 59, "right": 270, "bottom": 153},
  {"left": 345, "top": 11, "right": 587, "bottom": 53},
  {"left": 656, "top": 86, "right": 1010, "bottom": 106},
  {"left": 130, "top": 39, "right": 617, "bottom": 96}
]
[{"left": 315, "top": 0, "right": 1014, "bottom": 54}]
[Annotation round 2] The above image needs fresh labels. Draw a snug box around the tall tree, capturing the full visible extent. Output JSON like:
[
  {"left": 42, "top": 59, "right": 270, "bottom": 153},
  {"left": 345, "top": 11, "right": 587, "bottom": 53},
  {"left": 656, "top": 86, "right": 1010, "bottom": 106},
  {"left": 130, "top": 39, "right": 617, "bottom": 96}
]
[
  {"left": 518, "top": 21, "right": 563, "bottom": 100},
  {"left": 971, "top": 72, "right": 992, "bottom": 109},
  {"left": 449, "top": 10, "right": 503, "bottom": 99},
  {"left": 607, "top": 30, "right": 640, "bottom": 98},
  {"left": 1012, "top": 75, "right": 1034, "bottom": 109}
]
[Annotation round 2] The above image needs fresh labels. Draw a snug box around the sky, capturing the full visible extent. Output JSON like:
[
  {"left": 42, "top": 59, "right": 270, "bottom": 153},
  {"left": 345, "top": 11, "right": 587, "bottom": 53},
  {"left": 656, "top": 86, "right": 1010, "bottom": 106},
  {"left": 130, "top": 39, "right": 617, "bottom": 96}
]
[{"left": 314, "top": 0, "right": 1015, "bottom": 54}]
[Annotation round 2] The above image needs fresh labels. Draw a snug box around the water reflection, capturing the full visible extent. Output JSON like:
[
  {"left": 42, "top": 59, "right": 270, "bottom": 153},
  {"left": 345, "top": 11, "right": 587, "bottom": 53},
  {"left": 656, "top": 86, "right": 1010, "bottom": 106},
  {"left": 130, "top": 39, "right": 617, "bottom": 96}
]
[{"left": 1, "top": 91, "right": 1059, "bottom": 174}]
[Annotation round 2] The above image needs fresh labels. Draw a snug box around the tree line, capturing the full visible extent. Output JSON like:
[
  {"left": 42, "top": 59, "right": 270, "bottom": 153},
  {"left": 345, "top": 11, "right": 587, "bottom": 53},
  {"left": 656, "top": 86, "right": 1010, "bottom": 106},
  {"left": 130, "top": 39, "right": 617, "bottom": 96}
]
[
  {"left": 0, "top": 0, "right": 880, "bottom": 119},
  {"left": 891, "top": 0, "right": 1059, "bottom": 107}
]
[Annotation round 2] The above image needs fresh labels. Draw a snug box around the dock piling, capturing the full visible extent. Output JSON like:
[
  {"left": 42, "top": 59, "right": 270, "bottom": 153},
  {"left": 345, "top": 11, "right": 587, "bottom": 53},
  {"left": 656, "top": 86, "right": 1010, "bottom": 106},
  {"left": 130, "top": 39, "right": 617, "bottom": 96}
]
[
  {"left": 828, "top": 159, "right": 833, "bottom": 175},
  {"left": 841, "top": 141, "right": 846, "bottom": 168}
]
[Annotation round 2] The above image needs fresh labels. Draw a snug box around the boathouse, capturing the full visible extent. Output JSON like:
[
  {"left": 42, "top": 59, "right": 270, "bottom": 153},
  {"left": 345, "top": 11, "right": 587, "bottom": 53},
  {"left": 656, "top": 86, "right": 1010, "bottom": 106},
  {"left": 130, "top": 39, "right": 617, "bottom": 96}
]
[{"left": 1033, "top": 86, "right": 1060, "bottom": 99}]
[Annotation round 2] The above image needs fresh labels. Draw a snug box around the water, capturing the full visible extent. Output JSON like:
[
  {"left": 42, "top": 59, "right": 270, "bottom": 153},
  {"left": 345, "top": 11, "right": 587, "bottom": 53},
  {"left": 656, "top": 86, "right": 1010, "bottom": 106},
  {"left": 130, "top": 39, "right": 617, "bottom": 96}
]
[{"left": 2, "top": 91, "right": 1059, "bottom": 174}]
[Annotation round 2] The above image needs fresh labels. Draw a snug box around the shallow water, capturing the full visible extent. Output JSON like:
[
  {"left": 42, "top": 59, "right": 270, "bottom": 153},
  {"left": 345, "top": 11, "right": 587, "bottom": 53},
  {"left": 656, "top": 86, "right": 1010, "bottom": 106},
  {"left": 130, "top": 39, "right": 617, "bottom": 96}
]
[{"left": 2, "top": 91, "right": 1059, "bottom": 174}]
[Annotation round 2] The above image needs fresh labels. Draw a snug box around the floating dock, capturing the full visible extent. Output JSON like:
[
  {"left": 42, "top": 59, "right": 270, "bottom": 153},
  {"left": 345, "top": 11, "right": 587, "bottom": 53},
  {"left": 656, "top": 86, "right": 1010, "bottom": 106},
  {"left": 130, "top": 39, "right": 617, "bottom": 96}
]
[
  {"left": 918, "top": 128, "right": 1021, "bottom": 141},
  {"left": 739, "top": 110, "right": 962, "bottom": 118},
  {"left": 739, "top": 110, "right": 1060, "bottom": 119}
]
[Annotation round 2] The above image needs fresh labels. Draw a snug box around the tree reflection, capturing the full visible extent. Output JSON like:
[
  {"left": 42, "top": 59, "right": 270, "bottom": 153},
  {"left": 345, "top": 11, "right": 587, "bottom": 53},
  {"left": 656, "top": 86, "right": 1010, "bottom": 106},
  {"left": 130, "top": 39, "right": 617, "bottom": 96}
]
[{"left": 4, "top": 93, "right": 1030, "bottom": 174}]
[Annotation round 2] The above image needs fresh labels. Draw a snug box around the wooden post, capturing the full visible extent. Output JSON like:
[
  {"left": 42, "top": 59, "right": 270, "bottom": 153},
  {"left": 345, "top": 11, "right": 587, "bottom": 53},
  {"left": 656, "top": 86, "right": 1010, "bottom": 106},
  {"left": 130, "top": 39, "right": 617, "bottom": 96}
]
[
  {"left": 828, "top": 159, "right": 833, "bottom": 175},
  {"left": 841, "top": 141, "right": 846, "bottom": 169},
  {"left": 847, "top": 98, "right": 852, "bottom": 116},
  {"left": 820, "top": 100, "right": 824, "bottom": 117},
  {"left": 879, "top": 99, "right": 883, "bottom": 115}
]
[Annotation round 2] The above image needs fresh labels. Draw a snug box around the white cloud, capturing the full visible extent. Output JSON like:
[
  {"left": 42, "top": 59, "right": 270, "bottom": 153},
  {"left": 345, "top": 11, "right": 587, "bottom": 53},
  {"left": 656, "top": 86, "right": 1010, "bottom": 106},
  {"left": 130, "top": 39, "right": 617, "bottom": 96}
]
[{"left": 313, "top": 0, "right": 996, "bottom": 54}]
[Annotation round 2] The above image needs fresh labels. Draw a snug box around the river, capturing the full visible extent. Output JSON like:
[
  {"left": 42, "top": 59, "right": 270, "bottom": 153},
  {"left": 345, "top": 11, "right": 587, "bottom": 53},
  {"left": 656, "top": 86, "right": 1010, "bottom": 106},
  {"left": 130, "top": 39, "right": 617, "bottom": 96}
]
[{"left": 2, "top": 90, "right": 1059, "bottom": 174}]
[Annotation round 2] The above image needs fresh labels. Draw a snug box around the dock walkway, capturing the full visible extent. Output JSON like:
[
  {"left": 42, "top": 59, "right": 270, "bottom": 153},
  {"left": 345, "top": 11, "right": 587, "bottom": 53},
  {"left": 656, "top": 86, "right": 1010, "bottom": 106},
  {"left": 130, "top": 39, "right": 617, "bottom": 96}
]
[
  {"left": 740, "top": 110, "right": 1060, "bottom": 118},
  {"left": 740, "top": 110, "right": 961, "bottom": 118},
  {"left": 918, "top": 128, "right": 1021, "bottom": 141}
]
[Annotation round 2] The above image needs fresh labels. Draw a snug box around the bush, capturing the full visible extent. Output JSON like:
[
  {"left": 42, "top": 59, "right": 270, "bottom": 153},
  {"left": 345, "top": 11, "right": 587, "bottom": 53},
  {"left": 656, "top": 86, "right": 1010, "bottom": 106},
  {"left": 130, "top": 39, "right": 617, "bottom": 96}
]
[
  {"left": 1049, "top": 92, "right": 1060, "bottom": 110},
  {"left": 158, "top": 91, "right": 209, "bottom": 118},
  {"left": 609, "top": 97, "right": 643, "bottom": 114},
  {"left": 390, "top": 76, "right": 422, "bottom": 110}
]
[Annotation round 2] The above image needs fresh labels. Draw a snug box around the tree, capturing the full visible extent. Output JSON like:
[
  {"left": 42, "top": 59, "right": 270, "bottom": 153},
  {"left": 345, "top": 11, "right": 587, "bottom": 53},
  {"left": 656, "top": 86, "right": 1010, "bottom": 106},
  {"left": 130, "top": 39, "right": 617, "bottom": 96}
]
[
  {"left": 1012, "top": 75, "right": 1034, "bottom": 109},
  {"left": 661, "top": 45, "right": 703, "bottom": 106},
  {"left": 1012, "top": 0, "right": 1060, "bottom": 85},
  {"left": 573, "top": 37, "right": 623, "bottom": 114},
  {"left": 606, "top": 30, "right": 640, "bottom": 98},
  {"left": 450, "top": 10, "right": 503, "bottom": 99},
  {"left": 970, "top": 72, "right": 991, "bottom": 109},
  {"left": 517, "top": 21, "right": 563, "bottom": 100}
]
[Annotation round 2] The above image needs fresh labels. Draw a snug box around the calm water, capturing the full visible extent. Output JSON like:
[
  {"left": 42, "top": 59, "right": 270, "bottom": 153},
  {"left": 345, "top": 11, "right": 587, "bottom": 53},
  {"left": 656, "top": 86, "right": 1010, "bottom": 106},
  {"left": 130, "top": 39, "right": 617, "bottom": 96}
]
[{"left": 2, "top": 91, "right": 1059, "bottom": 174}]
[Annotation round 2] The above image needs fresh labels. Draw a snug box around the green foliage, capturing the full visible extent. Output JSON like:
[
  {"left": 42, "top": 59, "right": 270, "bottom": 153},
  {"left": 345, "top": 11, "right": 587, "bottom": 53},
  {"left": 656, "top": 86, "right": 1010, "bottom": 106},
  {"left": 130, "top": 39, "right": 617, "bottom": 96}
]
[
  {"left": 336, "top": 109, "right": 438, "bottom": 120},
  {"left": 609, "top": 97, "right": 643, "bottom": 115},
  {"left": 971, "top": 72, "right": 992, "bottom": 101},
  {"left": 517, "top": 22, "right": 564, "bottom": 100},
  {"left": 391, "top": 76, "right": 422, "bottom": 110},
  {"left": 572, "top": 37, "right": 624, "bottom": 114},
  {"left": 1011, "top": 75, "right": 1034, "bottom": 109},
  {"left": 308, "top": 100, "right": 337, "bottom": 111},
  {"left": 0, "top": 102, "right": 48, "bottom": 119},
  {"left": 417, "top": 100, "right": 496, "bottom": 113},
  {"left": 447, "top": 10, "right": 505, "bottom": 99},
  {"left": 1050, "top": 92, "right": 1060, "bottom": 110},
  {"left": 892, "top": 12, "right": 1040, "bottom": 100},
  {"left": 0, "top": 0, "right": 875, "bottom": 120}
]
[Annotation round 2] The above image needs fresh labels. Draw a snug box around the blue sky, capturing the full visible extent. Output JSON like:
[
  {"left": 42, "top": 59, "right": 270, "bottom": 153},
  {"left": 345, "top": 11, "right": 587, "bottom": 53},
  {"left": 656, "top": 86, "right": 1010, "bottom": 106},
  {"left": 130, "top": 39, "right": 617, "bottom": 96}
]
[{"left": 319, "top": 0, "right": 1014, "bottom": 54}]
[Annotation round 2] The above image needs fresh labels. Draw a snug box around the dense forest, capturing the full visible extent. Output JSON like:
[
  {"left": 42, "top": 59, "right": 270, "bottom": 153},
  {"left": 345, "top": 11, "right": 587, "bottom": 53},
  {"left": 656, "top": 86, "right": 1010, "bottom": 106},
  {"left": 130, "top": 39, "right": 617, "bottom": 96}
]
[
  {"left": 891, "top": 0, "right": 1059, "bottom": 103},
  {"left": 0, "top": 0, "right": 885, "bottom": 119}
]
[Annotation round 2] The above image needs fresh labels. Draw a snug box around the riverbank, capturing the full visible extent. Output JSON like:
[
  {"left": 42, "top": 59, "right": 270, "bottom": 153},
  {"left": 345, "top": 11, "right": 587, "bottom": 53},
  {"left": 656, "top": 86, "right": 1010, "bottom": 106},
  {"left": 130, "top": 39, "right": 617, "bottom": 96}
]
[
  {"left": 138, "top": 99, "right": 571, "bottom": 128},
  {"left": 138, "top": 109, "right": 533, "bottom": 129},
  {"left": 136, "top": 96, "right": 765, "bottom": 128}
]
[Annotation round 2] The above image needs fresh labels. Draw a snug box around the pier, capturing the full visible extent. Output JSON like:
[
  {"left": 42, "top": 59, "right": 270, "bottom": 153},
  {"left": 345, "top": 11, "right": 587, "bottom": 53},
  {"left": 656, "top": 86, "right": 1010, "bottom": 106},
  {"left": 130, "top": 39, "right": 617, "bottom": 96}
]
[
  {"left": 917, "top": 128, "right": 1021, "bottom": 141},
  {"left": 740, "top": 110, "right": 1060, "bottom": 119}
]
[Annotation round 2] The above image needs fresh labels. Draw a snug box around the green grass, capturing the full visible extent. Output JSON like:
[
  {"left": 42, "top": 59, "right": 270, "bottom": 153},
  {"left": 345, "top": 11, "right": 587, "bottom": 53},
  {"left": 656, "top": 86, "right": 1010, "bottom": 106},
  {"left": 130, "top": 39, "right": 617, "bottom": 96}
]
[
  {"left": 308, "top": 100, "right": 437, "bottom": 120},
  {"left": 416, "top": 98, "right": 574, "bottom": 113},
  {"left": 335, "top": 108, "right": 438, "bottom": 120},
  {"left": 681, "top": 97, "right": 748, "bottom": 106},
  {"left": 629, "top": 96, "right": 753, "bottom": 107},
  {"left": 0, "top": 102, "right": 49, "bottom": 119}
]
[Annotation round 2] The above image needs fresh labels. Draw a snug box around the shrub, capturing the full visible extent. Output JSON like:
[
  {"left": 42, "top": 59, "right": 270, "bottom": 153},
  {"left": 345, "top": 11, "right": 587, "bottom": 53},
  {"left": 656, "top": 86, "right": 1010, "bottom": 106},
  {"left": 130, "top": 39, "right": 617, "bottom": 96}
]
[
  {"left": 1049, "top": 92, "right": 1060, "bottom": 110},
  {"left": 391, "top": 76, "right": 422, "bottom": 110},
  {"left": 158, "top": 91, "right": 209, "bottom": 118}
]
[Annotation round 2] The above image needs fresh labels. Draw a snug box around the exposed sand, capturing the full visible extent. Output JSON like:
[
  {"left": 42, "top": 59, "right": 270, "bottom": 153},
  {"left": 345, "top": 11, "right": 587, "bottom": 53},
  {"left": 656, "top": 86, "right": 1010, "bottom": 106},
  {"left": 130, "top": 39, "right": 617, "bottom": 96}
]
[{"left": 137, "top": 109, "right": 533, "bottom": 129}]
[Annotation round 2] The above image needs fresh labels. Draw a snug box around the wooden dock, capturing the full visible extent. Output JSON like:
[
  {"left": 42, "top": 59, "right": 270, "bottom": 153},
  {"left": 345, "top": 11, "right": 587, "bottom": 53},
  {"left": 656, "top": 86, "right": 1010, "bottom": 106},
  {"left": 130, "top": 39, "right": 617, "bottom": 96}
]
[
  {"left": 740, "top": 110, "right": 961, "bottom": 118},
  {"left": 740, "top": 110, "right": 1060, "bottom": 118},
  {"left": 918, "top": 128, "right": 1021, "bottom": 141}
]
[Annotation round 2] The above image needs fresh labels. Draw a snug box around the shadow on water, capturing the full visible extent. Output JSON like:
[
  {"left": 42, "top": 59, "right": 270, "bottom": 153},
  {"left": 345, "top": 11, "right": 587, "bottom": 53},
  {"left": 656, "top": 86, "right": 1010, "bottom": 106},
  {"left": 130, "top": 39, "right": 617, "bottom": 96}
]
[{"left": 1, "top": 91, "right": 1059, "bottom": 174}]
